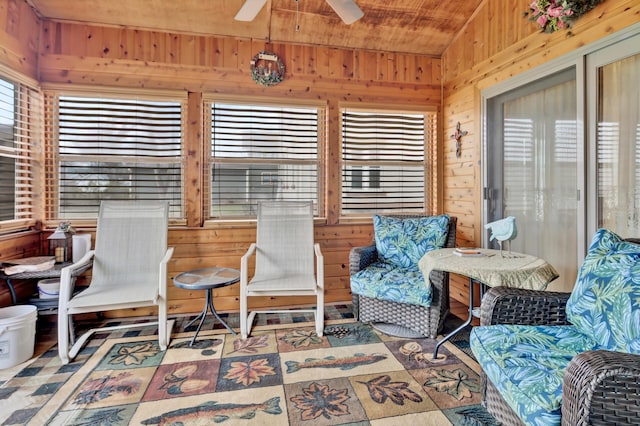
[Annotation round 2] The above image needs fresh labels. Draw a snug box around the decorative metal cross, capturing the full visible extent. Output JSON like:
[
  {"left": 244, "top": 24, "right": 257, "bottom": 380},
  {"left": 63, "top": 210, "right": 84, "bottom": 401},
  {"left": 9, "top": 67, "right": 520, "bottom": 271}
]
[{"left": 450, "top": 122, "right": 468, "bottom": 158}]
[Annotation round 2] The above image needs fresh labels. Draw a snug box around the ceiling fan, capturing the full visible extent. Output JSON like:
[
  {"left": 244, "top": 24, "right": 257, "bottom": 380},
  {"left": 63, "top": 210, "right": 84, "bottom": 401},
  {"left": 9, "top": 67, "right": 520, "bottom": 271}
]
[{"left": 235, "top": 0, "right": 364, "bottom": 25}]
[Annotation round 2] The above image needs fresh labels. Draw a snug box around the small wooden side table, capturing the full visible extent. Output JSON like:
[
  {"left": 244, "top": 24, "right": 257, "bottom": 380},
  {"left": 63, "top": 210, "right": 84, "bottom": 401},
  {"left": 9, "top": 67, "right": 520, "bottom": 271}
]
[{"left": 173, "top": 267, "right": 240, "bottom": 346}]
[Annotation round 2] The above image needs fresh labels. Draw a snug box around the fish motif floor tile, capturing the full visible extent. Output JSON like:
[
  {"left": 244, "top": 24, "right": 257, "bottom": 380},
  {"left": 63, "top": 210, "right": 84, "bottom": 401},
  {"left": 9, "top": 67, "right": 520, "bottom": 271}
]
[
  {"left": 279, "top": 343, "right": 403, "bottom": 384},
  {"left": 130, "top": 386, "right": 288, "bottom": 425}
]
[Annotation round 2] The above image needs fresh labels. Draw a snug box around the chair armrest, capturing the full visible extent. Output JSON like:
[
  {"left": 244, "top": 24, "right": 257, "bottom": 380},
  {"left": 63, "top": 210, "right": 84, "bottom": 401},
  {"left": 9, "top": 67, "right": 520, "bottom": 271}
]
[
  {"left": 59, "top": 250, "right": 95, "bottom": 302},
  {"left": 158, "top": 247, "right": 174, "bottom": 298},
  {"left": 241, "top": 243, "right": 257, "bottom": 263},
  {"left": 480, "top": 286, "right": 572, "bottom": 326},
  {"left": 349, "top": 243, "right": 378, "bottom": 274},
  {"left": 561, "top": 350, "right": 640, "bottom": 426},
  {"left": 63, "top": 250, "right": 94, "bottom": 276},
  {"left": 240, "top": 243, "right": 257, "bottom": 285},
  {"left": 160, "top": 247, "right": 174, "bottom": 266}
]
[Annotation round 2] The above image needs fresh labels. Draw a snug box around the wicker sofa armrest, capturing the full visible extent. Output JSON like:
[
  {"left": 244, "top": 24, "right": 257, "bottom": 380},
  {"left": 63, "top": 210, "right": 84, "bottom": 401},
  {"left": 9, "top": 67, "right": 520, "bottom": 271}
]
[
  {"left": 561, "top": 350, "right": 640, "bottom": 426},
  {"left": 349, "top": 244, "right": 378, "bottom": 274},
  {"left": 480, "top": 287, "right": 572, "bottom": 326}
]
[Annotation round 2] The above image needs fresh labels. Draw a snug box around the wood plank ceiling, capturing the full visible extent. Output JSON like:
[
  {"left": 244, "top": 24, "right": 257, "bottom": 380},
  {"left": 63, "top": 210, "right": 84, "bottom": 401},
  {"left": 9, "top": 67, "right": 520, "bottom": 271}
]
[{"left": 25, "top": 0, "right": 483, "bottom": 56}]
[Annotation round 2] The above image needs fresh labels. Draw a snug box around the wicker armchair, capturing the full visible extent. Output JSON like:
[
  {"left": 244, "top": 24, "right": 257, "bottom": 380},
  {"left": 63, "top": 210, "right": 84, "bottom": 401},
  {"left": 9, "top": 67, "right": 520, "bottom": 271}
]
[
  {"left": 479, "top": 286, "right": 640, "bottom": 426},
  {"left": 349, "top": 215, "right": 457, "bottom": 339}
]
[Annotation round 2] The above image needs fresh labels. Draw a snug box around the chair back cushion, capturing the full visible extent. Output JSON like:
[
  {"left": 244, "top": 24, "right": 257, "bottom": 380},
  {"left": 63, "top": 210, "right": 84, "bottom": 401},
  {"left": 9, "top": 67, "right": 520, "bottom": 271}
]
[
  {"left": 566, "top": 228, "right": 640, "bottom": 354},
  {"left": 255, "top": 201, "right": 315, "bottom": 280},
  {"left": 92, "top": 201, "right": 169, "bottom": 292},
  {"left": 373, "top": 214, "right": 450, "bottom": 268}
]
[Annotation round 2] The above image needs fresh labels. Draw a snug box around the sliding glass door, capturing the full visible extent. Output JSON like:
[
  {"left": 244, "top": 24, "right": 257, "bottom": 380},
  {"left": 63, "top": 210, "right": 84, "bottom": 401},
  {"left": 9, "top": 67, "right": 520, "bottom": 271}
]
[
  {"left": 483, "top": 30, "right": 640, "bottom": 292},
  {"left": 588, "top": 34, "right": 640, "bottom": 237},
  {"left": 486, "top": 68, "right": 579, "bottom": 291}
]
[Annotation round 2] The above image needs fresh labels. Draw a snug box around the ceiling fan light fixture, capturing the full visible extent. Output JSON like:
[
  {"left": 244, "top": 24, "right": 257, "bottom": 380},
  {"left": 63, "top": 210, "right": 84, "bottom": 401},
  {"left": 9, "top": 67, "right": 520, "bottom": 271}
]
[
  {"left": 234, "top": 0, "right": 268, "bottom": 21},
  {"left": 326, "top": 0, "right": 364, "bottom": 25}
]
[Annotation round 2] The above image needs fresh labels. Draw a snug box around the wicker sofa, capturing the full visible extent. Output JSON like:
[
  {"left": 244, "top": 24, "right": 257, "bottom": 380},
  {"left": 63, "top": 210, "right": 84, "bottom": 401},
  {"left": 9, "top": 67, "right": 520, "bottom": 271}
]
[
  {"left": 471, "top": 230, "right": 640, "bottom": 426},
  {"left": 349, "top": 215, "right": 457, "bottom": 339}
]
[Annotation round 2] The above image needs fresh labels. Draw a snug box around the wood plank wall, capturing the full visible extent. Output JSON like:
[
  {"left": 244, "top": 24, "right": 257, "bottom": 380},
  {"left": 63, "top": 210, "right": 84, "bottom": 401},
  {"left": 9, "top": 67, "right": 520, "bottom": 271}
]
[
  {"left": 0, "top": 0, "right": 40, "bottom": 305},
  {"left": 0, "top": 0, "right": 39, "bottom": 79},
  {"left": 0, "top": 2, "right": 446, "bottom": 316},
  {"left": 441, "top": 0, "right": 640, "bottom": 299},
  {"left": 36, "top": 23, "right": 442, "bottom": 318}
]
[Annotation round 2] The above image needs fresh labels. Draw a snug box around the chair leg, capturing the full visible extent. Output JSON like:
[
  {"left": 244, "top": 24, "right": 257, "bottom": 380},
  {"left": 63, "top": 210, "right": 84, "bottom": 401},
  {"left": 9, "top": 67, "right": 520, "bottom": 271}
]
[
  {"left": 158, "top": 299, "right": 168, "bottom": 351},
  {"left": 240, "top": 293, "right": 248, "bottom": 339},
  {"left": 58, "top": 311, "right": 70, "bottom": 365},
  {"left": 68, "top": 316, "right": 75, "bottom": 346},
  {"left": 316, "top": 293, "right": 324, "bottom": 337}
]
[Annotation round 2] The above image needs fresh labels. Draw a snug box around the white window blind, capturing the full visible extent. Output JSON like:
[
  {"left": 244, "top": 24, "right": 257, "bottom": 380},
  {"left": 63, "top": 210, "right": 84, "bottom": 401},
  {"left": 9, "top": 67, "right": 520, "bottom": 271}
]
[
  {"left": 48, "top": 94, "right": 184, "bottom": 219},
  {"left": 0, "top": 78, "right": 40, "bottom": 228},
  {"left": 341, "top": 108, "right": 433, "bottom": 215},
  {"left": 208, "top": 102, "right": 320, "bottom": 218}
]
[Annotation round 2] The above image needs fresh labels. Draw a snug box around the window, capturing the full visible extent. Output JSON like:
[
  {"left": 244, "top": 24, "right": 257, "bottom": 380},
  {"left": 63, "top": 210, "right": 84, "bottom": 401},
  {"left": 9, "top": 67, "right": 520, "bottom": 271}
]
[
  {"left": 208, "top": 101, "right": 322, "bottom": 218},
  {"left": 592, "top": 47, "right": 640, "bottom": 235},
  {"left": 341, "top": 108, "right": 434, "bottom": 215},
  {"left": 350, "top": 166, "right": 380, "bottom": 190},
  {"left": 0, "top": 77, "right": 40, "bottom": 230},
  {"left": 46, "top": 93, "right": 185, "bottom": 219}
]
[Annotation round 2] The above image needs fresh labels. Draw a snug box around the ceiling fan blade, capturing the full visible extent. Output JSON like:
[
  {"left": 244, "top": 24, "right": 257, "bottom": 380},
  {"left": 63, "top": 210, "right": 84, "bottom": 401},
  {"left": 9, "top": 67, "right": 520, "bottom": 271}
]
[
  {"left": 234, "top": 0, "right": 268, "bottom": 21},
  {"left": 326, "top": 0, "right": 364, "bottom": 25}
]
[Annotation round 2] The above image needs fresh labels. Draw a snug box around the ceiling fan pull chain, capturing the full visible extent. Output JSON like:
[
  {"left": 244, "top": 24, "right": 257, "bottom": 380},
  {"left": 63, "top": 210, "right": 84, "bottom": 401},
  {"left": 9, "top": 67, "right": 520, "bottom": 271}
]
[{"left": 295, "top": 0, "right": 300, "bottom": 31}]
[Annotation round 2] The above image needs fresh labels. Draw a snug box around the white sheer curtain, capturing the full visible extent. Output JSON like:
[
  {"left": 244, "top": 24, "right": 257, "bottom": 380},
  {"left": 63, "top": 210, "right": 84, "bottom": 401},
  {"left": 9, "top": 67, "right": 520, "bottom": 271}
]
[
  {"left": 488, "top": 70, "right": 578, "bottom": 291},
  {"left": 596, "top": 52, "right": 640, "bottom": 236}
]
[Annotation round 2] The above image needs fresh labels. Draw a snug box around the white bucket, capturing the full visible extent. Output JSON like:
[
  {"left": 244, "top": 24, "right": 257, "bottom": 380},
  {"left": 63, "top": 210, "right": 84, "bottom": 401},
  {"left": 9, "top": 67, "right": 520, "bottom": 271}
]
[
  {"left": 0, "top": 305, "right": 37, "bottom": 369},
  {"left": 38, "top": 279, "right": 60, "bottom": 299}
]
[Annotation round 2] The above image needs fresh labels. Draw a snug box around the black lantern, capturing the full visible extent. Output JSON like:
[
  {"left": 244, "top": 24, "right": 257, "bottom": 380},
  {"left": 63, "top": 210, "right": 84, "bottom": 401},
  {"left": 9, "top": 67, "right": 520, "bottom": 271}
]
[{"left": 48, "top": 226, "right": 73, "bottom": 263}]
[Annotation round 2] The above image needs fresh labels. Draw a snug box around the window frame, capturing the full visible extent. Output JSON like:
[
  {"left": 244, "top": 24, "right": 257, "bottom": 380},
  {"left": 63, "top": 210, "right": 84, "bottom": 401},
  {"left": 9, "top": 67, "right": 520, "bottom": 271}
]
[{"left": 43, "top": 86, "right": 188, "bottom": 226}]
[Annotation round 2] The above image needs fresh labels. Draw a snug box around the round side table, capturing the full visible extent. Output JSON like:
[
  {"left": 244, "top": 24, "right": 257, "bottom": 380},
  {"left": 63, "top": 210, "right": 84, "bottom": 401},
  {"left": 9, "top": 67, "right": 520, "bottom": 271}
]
[{"left": 173, "top": 267, "right": 240, "bottom": 346}]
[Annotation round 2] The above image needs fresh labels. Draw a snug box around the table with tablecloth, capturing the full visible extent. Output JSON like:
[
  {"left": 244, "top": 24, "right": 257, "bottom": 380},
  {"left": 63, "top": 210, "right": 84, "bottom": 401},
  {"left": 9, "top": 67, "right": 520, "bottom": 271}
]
[{"left": 419, "top": 248, "right": 559, "bottom": 359}]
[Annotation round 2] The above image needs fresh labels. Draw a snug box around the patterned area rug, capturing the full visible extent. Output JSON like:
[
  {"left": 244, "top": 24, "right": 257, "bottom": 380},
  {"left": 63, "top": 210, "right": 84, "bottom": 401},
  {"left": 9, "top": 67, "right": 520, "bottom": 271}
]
[{"left": 0, "top": 305, "right": 497, "bottom": 425}]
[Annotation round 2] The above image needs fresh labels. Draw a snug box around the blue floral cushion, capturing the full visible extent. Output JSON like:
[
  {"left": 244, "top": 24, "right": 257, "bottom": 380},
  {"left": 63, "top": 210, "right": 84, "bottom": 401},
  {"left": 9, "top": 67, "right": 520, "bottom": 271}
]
[
  {"left": 373, "top": 214, "right": 450, "bottom": 269},
  {"left": 350, "top": 262, "right": 432, "bottom": 307},
  {"left": 566, "top": 228, "right": 640, "bottom": 354},
  {"left": 470, "top": 324, "right": 597, "bottom": 426}
]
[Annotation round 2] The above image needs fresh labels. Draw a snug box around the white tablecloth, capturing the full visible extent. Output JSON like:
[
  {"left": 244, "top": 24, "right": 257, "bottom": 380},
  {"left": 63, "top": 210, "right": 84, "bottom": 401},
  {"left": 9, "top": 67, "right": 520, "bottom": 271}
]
[{"left": 419, "top": 248, "right": 558, "bottom": 290}]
